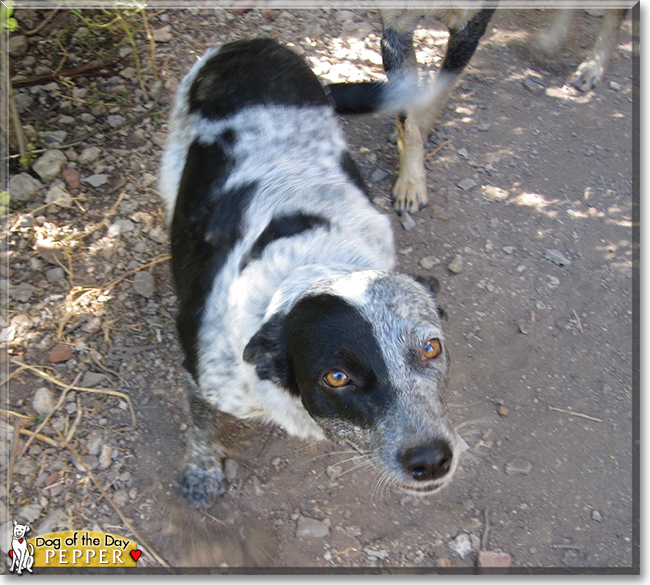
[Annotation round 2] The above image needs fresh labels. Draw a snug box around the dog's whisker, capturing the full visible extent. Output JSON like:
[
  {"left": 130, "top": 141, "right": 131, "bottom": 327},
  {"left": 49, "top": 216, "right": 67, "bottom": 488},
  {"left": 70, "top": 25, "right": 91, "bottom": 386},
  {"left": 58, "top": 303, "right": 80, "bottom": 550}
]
[{"left": 453, "top": 417, "right": 491, "bottom": 432}]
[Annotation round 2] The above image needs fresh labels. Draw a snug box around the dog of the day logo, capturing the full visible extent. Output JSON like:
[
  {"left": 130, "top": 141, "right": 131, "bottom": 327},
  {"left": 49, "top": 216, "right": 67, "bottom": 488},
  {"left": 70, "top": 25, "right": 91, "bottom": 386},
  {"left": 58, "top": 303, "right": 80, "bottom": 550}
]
[{"left": 7, "top": 523, "right": 142, "bottom": 572}]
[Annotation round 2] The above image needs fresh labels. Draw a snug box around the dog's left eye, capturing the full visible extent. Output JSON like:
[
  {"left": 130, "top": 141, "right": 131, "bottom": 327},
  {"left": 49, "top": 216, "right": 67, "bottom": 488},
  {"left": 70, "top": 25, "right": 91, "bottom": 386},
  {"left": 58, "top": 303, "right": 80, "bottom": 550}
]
[
  {"left": 422, "top": 338, "right": 442, "bottom": 360},
  {"left": 324, "top": 370, "right": 351, "bottom": 388}
]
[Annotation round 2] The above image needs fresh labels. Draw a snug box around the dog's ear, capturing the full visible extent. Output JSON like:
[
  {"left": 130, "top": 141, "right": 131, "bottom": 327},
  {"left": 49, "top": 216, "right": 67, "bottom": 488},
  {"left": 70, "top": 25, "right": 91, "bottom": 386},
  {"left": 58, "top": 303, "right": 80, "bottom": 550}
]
[
  {"left": 412, "top": 275, "right": 447, "bottom": 321},
  {"left": 243, "top": 313, "right": 292, "bottom": 388},
  {"left": 25, "top": 525, "right": 30, "bottom": 532}
]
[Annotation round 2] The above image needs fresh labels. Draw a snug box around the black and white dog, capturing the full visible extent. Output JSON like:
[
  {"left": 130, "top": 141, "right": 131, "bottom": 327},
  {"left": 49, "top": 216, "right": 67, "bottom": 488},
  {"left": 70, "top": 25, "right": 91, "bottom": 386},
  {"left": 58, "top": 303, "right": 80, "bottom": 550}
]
[{"left": 160, "top": 38, "right": 459, "bottom": 507}]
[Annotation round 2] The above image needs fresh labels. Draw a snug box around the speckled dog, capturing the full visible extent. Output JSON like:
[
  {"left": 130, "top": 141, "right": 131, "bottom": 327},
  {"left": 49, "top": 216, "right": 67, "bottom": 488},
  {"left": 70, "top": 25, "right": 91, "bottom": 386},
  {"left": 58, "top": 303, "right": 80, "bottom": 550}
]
[{"left": 160, "top": 38, "right": 460, "bottom": 508}]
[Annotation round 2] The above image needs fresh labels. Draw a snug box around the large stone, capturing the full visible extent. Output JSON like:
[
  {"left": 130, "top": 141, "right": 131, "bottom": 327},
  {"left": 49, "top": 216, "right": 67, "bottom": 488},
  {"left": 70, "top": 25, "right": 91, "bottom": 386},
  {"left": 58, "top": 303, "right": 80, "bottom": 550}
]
[
  {"left": 9, "top": 282, "right": 35, "bottom": 302},
  {"left": 478, "top": 551, "right": 512, "bottom": 568},
  {"left": 32, "top": 150, "right": 66, "bottom": 181},
  {"left": 8, "top": 172, "right": 43, "bottom": 202},
  {"left": 49, "top": 343, "right": 73, "bottom": 363}
]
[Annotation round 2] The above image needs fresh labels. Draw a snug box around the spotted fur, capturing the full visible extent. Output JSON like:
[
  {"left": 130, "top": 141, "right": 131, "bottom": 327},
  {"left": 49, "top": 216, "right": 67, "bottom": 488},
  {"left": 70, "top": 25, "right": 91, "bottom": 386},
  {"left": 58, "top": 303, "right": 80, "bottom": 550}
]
[{"left": 161, "top": 39, "right": 459, "bottom": 507}]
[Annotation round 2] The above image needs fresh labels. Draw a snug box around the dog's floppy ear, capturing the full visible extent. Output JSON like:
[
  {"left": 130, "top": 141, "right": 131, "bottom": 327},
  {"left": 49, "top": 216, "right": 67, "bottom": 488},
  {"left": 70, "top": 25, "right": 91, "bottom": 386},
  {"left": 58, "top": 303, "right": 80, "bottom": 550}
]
[
  {"left": 243, "top": 313, "right": 292, "bottom": 388},
  {"left": 13, "top": 520, "right": 17, "bottom": 526},
  {"left": 412, "top": 275, "right": 447, "bottom": 321}
]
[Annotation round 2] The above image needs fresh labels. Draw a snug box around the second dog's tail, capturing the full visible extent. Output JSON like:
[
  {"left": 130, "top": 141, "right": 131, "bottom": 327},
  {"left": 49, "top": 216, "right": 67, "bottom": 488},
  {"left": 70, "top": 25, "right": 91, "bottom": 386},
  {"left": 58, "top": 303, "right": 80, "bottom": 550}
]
[{"left": 327, "top": 74, "right": 429, "bottom": 115}]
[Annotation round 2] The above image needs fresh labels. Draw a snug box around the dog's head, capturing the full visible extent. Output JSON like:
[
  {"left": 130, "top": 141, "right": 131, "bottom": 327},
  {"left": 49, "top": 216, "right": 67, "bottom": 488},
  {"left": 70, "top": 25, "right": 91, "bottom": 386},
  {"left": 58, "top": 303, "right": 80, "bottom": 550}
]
[
  {"left": 12, "top": 520, "right": 30, "bottom": 539},
  {"left": 244, "top": 270, "right": 458, "bottom": 494}
]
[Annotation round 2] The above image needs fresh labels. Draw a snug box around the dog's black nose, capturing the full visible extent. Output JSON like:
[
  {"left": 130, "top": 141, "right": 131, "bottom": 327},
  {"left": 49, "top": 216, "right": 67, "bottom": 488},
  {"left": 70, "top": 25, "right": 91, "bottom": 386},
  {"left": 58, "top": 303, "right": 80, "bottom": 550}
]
[{"left": 400, "top": 441, "right": 453, "bottom": 481}]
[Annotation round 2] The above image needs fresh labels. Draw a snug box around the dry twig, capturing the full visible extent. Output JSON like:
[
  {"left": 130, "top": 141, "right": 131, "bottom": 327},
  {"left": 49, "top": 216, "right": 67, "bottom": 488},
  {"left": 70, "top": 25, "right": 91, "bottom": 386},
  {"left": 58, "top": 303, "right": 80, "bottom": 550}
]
[
  {"left": 24, "top": 9, "right": 60, "bottom": 36},
  {"left": 572, "top": 309, "right": 584, "bottom": 333},
  {"left": 548, "top": 406, "right": 602, "bottom": 423},
  {"left": 426, "top": 139, "right": 452, "bottom": 160},
  {"left": 10, "top": 360, "right": 137, "bottom": 429}
]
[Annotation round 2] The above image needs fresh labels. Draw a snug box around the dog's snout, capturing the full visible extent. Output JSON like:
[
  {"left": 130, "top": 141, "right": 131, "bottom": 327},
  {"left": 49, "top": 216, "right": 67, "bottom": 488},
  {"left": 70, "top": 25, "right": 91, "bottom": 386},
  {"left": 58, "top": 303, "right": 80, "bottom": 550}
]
[{"left": 400, "top": 440, "right": 453, "bottom": 481}]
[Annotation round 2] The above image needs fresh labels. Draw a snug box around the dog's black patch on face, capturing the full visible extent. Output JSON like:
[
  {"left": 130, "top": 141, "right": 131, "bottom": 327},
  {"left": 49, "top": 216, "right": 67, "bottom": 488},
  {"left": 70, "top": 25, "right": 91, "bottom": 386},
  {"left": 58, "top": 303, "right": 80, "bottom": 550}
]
[
  {"left": 340, "top": 151, "right": 370, "bottom": 198},
  {"left": 172, "top": 137, "right": 256, "bottom": 379},
  {"left": 240, "top": 213, "right": 329, "bottom": 271},
  {"left": 189, "top": 38, "right": 330, "bottom": 120},
  {"left": 285, "top": 294, "right": 394, "bottom": 428}
]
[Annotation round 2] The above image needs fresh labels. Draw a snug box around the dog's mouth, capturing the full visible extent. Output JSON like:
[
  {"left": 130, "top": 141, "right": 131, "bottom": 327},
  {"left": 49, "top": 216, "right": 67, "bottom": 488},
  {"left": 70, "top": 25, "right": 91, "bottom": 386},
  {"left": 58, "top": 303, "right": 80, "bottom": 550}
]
[{"left": 395, "top": 481, "right": 445, "bottom": 495}]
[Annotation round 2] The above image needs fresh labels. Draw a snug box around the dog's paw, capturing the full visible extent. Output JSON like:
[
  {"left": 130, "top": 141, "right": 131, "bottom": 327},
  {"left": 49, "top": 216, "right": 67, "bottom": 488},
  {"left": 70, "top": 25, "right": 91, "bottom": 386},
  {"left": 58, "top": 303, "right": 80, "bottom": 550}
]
[
  {"left": 570, "top": 59, "right": 604, "bottom": 92},
  {"left": 392, "top": 173, "right": 428, "bottom": 215},
  {"left": 180, "top": 464, "right": 226, "bottom": 508}
]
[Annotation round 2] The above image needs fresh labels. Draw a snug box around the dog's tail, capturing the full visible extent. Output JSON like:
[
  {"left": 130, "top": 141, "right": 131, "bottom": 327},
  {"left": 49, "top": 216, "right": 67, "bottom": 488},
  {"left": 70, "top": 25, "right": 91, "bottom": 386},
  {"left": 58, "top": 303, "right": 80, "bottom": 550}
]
[
  {"left": 327, "top": 74, "right": 431, "bottom": 115},
  {"left": 27, "top": 543, "right": 34, "bottom": 555}
]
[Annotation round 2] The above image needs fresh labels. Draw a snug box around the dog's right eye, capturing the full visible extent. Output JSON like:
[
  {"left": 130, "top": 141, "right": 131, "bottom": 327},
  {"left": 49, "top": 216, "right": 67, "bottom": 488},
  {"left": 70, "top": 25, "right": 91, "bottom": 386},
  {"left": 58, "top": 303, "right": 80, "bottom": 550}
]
[{"left": 324, "top": 370, "right": 351, "bottom": 388}]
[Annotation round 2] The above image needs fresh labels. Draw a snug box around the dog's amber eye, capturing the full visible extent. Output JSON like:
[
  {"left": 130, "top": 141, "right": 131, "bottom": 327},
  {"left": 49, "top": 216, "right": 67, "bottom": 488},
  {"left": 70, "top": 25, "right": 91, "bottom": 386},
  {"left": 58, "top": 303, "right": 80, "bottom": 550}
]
[
  {"left": 324, "top": 370, "right": 350, "bottom": 388},
  {"left": 422, "top": 338, "right": 441, "bottom": 360}
]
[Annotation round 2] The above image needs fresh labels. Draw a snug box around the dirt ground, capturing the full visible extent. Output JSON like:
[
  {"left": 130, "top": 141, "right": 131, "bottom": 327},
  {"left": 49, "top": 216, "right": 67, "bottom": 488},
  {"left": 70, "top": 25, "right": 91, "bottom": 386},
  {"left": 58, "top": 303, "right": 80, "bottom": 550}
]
[{"left": 2, "top": 6, "right": 637, "bottom": 572}]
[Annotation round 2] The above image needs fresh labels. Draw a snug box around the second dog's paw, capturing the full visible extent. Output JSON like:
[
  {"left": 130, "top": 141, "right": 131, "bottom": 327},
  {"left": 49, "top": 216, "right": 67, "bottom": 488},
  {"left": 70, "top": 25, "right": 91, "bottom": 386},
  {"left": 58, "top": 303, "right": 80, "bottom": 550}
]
[
  {"left": 180, "top": 464, "right": 226, "bottom": 508},
  {"left": 570, "top": 59, "right": 604, "bottom": 92},
  {"left": 392, "top": 173, "right": 428, "bottom": 215}
]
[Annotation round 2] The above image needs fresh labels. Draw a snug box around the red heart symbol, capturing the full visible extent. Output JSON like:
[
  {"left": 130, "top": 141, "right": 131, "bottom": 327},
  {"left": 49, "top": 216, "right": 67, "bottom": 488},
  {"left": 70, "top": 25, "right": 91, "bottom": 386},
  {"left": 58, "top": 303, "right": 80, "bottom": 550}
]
[
  {"left": 130, "top": 550, "right": 142, "bottom": 562},
  {"left": 18, "top": 539, "right": 23, "bottom": 543},
  {"left": 8, "top": 550, "right": 13, "bottom": 558}
]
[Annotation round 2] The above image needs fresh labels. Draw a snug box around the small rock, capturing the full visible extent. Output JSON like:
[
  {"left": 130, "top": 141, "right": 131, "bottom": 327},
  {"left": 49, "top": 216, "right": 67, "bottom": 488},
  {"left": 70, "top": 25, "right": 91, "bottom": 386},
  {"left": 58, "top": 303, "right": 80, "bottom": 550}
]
[
  {"left": 45, "top": 266, "right": 65, "bottom": 283},
  {"left": 497, "top": 405, "right": 509, "bottom": 417},
  {"left": 449, "top": 533, "right": 473, "bottom": 558},
  {"left": 148, "top": 227, "right": 168, "bottom": 244},
  {"left": 152, "top": 26, "right": 173, "bottom": 42},
  {"left": 400, "top": 212, "right": 416, "bottom": 231},
  {"left": 86, "top": 431, "right": 103, "bottom": 456},
  {"left": 325, "top": 465, "right": 342, "bottom": 479},
  {"left": 271, "top": 457, "right": 282, "bottom": 470},
  {"left": 79, "top": 146, "right": 101, "bottom": 165},
  {"left": 113, "top": 491, "right": 129, "bottom": 507},
  {"left": 504, "top": 458, "right": 533, "bottom": 476},
  {"left": 72, "top": 454, "right": 97, "bottom": 472},
  {"left": 430, "top": 205, "right": 449, "bottom": 220},
  {"left": 10, "top": 282, "right": 35, "bottom": 302},
  {"left": 14, "top": 459, "right": 36, "bottom": 476},
  {"left": 8, "top": 173, "right": 43, "bottom": 202},
  {"left": 478, "top": 551, "right": 512, "bottom": 568},
  {"left": 296, "top": 516, "right": 329, "bottom": 538},
  {"left": 591, "top": 510, "right": 603, "bottom": 522},
  {"left": 260, "top": 8, "right": 277, "bottom": 20},
  {"left": 45, "top": 183, "right": 73, "bottom": 209},
  {"left": 478, "top": 122, "right": 491, "bottom": 132},
  {"left": 457, "top": 147, "right": 469, "bottom": 158},
  {"left": 120, "top": 67, "right": 137, "bottom": 80},
  {"left": 150, "top": 79, "right": 163, "bottom": 101},
  {"left": 83, "top": 174, "right": 109, "bottom": 188},
  {"left": 448, "top": 255, "right": 463, "bottom": 274},
  {"left": 609, "top": 81, "right": 622, "bottom": 91},
  {"left": 364, "top": 547, "right": 389, "bottom": 560},
  {"left": 545, "top": 249, "right": 571, "bottom": 267},
  {"left": 547, "top": 275, "right": 560, "bottom": 288},
  {"left": 42, "top": 130, "right": 67, "bottom": 145},
  {"left": 502, "top": 246, "right": 516, "bottom": 255},
  {"left": 114, "top": 219, "right": 134, "bottom": 234},
  {"left": 419, "top": 256, "right": 440, "bottom": 270},
  {"left": 32, "top": 387, "right": 55, "bottom": 415},
  {"left": 62, "top": 168, "right": 81, "bottom": 190},
  {"left": 133, "top": 272, "right": 155, "bottom": 298},
  {"left": 49, "top": 343, "right": 73, "bottom": 363},
  {"left": 8, "top": 35, "right": 27, "bottom": 57},
  {"left": 523, "top": 76, "right": 545, "bottom": 95},
  {"left": 33, "top": 150, "right": 66, "bottom": 182},
  {"left": 371, "top": 168, "right": 389, "bottom": 183},
  {"left": 107, "top": 114, "right": 126, "bottom": 128},
  {"left": 80, "top": 372, "right": 105, "bottom": 387},
  {"left": 36, "top": 509, "right": 67, "bottom": 535},
  {"left": 458, "top": 178, "right": 477, "bottom": 191},
  {"left": 224, "top": 458, "right": 239, "bottom": 482},
  {"left": 18, "top": 503, "right": 42, "bottom": 524},
  {"left": 59, "top": 116, "right": 75, "bottom": 126},
  {"left": 98, "top": 444, "right": 113, "bottom": 470}
]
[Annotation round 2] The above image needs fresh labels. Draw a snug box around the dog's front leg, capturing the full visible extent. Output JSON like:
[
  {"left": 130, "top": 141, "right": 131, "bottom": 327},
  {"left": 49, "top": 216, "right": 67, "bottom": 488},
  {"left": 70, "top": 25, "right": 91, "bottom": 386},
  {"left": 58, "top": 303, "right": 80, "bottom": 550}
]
[{"left": 180, "top": 371, "right": 226, "bottom": 508}]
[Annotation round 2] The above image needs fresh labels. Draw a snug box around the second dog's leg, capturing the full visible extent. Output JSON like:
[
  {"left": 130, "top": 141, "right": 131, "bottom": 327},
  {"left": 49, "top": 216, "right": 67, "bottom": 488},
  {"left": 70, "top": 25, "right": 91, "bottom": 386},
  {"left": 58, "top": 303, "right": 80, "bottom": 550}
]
[
  {"left": 532, "top": 9, "right": 576, "bottom": 58},
  {"left": 570, "top": 8, "right": 626, "bottom": 91},
  {"left": 180, "top": 371, "right": 226, "bottom": 508},
  {"left": 382, "top": 9, "right": 495, "bottom": 214}
]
